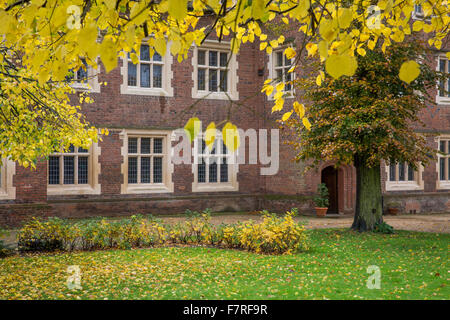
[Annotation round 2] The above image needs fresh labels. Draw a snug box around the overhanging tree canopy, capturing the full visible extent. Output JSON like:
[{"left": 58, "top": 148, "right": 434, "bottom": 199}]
[{"left": 0, "top": 0, "right": 448, "bottom": 165}]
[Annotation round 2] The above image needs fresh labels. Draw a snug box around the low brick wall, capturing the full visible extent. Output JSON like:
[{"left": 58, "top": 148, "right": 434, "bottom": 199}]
[
  {"left": 383, "top": 192, "right": 450, "bottom": 214},
  {"left": 0, "top": 195, "right": 259, "bottom": 227},
  {"left": 258, "top": 195, "right": 315, "bottom": 214},
  {"left": 0, "top": 203, "right": 53, "bottom": 227}
]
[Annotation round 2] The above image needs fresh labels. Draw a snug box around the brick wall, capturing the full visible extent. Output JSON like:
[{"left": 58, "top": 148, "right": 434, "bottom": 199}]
[{"left": 0, "top": 28, "right": 449, "bottom": 226}]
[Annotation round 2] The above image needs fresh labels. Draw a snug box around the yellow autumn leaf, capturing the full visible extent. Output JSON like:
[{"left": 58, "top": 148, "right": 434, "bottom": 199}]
[
  {"left": 100, "top": 38, "right": 118, "bottom": 72},
  {"left": 282, "top": 111, "right": 293, "bottom": 121},
  {"left": 205, "top": 122, "right": 216, "bottom": 150},
  {"left": 306, "top": 43, "right": 318, "bottom": 56},
  {"left": 357, "top": 47, "right": 366, "bottom": 56},
  {"left": 325, "top": 54, "right": 357, "bottom": 79},
  {"left": 293, "top": 0, "right": 310, "bottom": 18},
  {"left": 293, "top": 101, "right": 305, "bottom": 118},
  {"left": 318, "top": 40, "right": 328, "bottom": 59},
  {"left": 399, "top": 60, "right": 420, "bottom": 84},
  {"left": 184, "top": 117, "right": 201, "bottom": 142},
  {"left": 169, "top": 0, "right": 187, "bottom": 21},
  {"left": 316, "top": 74, "right": 322, "bottom": 86},
  {"left": 154, "top": 38, "right": 167, "bottom": 56},
  {"left": 302, "top": 117, "right": 311, "bottom": 130},
  {"left": 284, "top": 47, "right": 296, "bottom": 59},
  {"left": 338, "top": 8, "right": 352, "bottom": 29},
  {"left": 412, "top": 20, "right": 423, "bottom": 32},
  {"left": 251, "top": 0, "right": 264, "bottom": 20},
  {"left": 222, "top": 122, "right": 240, "bottom": 152}
]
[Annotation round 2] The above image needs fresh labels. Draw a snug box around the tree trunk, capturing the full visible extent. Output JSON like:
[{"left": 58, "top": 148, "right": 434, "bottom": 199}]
[{"left": 351, "top": 158, "right": 383, "bottom": 232}]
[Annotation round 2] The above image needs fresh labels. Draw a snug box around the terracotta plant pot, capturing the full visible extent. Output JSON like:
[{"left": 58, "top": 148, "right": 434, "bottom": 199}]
[
  {"left": 387, "top": 208, "right": 399, "bottom": 216},
  {"left": 315, "top": 207, "right": 328, "bottom": 217}
]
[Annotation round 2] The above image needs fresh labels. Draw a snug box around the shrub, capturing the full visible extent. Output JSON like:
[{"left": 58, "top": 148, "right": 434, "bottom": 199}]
[
  {"left": 17, "top": 217, "right": 69, "bottom": 252},
  {"left": 0, "top": 228, "right": 13, "bottom": 258},
  {"left": 239, "top": 210, "right": 308, "bottom": 254},
  {"left": 16, "top": 209, "right": 309, "bottom": 255},
  {"left": 374, "top": 221, "right": 395, "bottom": 234}
]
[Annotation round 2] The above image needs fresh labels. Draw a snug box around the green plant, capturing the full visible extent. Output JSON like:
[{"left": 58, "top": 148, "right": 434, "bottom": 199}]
[
  {"left": 374, "top": 222, "right": 395, "bottom": 234},
  {"left": 0, "top": 228, "right": 13, "bottom": 258},
  {"left": 314, "top": 183, "right": 329, "bottom": 208},
  {"left": 15, "top": 211, "right": 309, "bottom": 255}
]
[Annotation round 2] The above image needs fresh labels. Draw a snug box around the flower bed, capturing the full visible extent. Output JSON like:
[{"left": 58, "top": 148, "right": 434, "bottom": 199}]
[{"left": 16, "top": 209, "right": 308, "bottom": 255}]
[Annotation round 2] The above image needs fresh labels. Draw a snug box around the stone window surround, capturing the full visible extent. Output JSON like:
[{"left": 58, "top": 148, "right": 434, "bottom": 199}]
[
  {"left": 120, "top": 129, "right": 174, "bottom": 194},
  {"left": 191, "top": 134, "right": 239, "bottom": 193},
  {"left": 47, "top": 142, "right": 101, "bottom": 196},
  {"left": 70, "top": 62, "right": 101, "bottom": 93},
  {"left": 267, "top": 45, "right": 295, "bottom": 101},
  {"left": 120, "top": 43, "right": 174, "bottom": 97},
  {"left": 191, "top": 40, "right": 239, "bottom": 101},
  {"left": 0, "top": 158, "right": 16, "bottom": 200},
  {"left": 385, "top": 162, "right": 424, "bottom": 191},
  {"left": 436, "top": 135, "right": 450, "bottom": 190},
  {"left": 436, "top": 53, "right": 450, "bottom": 105}
]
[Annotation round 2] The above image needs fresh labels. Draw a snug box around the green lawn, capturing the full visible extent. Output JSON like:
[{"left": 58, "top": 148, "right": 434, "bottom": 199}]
[{"left": 0, "top": 229, "right": 448, "bottom": 300}]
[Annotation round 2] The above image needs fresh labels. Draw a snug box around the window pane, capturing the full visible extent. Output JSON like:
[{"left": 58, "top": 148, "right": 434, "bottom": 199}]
[
  {"left": 128, "top": 138, "right": 138, "bottom": 153},
  {"left": 68, "top": 145, "right": 75, "bottom": 153},
  {"left": 128, "top": 157, "right": 138, "bottom": 184},
  {"left": 49, "top": 156, "right": 60, "bottom": 185},
  {"left": 78, "top": 147, "right": 88, "bottom": 153},
  {"left": 201, "top": 139, "right": 206, "bottom": 154},
  {"left": 219, "top": 70, "right": 227, "bottom": 92},
  {"left": 276, "top": 69, "right": 283, "bottom": 82},
  {"left": 407, "top": 165, "right": 414, "bottom": 181},
  {"left": 439, "top": 59, "right": 445, "bottom": 72},
  {"left": 198, "top": 50, "right": 205, "bottom": 65},
  {"left": 448, "top": 62, "right": 450, "bottom": 97},
  {"left": 78, "top": 156, "right": 88, "bottom": 184},
  {"left": 128, "top": 62, "right": 137, "bottom": 86},
  {"left": 153, "top": 64, "right": 162, "bottom": 88},
  {"left": 140, "top": 63, "right": 151, "bottom": 88},
  {"left": 153, "top": 157, "right": 163, "bottom": 183},
  {"left": 153, "top": 52, "right": 162, "bottom": 62},
  {"left": 198, "top": 68, "right": 206, "bottom": 90},
  {"left": 276, "top": 52, "right": 283, "bottom": 67},
  {"left": 63, "top": 156, "right": 75, "bottom": 184},
  {"left": 209, "top": 162, "right": 218, "bottom": 182},
  {"left": 220, "top": 158, "right": 228, "bottom": 182},
  {"left": 209, "top": 69, "right": 218, "bottom": 92},
  {"left": 141, "top": 157, "right": 151, "bottom": 183},
  {"left": 389, "top": 164, "right": 396, "bottom": 181},
  {"left": 222, "top": 141, "right": 228, "bottom": 155},
  {"left": 284, "top": 54, "right": 290, "bottom": 66},
  {"left": 285, "top": 68, "right": 292, "bottom": 91},
  {"left": 209, "top": 51, "right": 218, "bottom": 66},
  {"left": 140, "top": 44, "right": 150, "bottom": 61},
  {"left": 76, "top": 66, "right": 88, "bottom": 83},
  {"left": 398, "top": 162, "right": 405, "bottom": 181},
  {"left": 448, "top": 158, "right": 450, "bottom": 180},
  {"left": 439, "top": 60, "right": 446, "bottom": 96},
  {"left": 153, "top": 138, "right": 163, "bottom": 154},
  {"left": 198, "top": 158, "right": 206, "bottom": 183},
  {"left": 220, "top": 52, "right": 227, "bottom": 67},
  {"left": 440, "top": 158, "right": 445, "bottom": 181},
  {"left": 440, "top": 141, "right": 446, "bottom": 152},
  {"left": 141, "top": 138, "right": 151, "bottom": 154}
]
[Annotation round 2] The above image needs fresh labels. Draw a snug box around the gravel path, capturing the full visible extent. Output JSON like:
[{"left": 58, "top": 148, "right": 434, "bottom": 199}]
[{"left": 162, "top": 213, "right": 450, "bottom": 234}]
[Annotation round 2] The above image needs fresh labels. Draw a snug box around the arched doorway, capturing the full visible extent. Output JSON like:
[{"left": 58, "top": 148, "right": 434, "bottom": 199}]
[{"left": 321, "top": 166, "right": 339, "bottom": 214}]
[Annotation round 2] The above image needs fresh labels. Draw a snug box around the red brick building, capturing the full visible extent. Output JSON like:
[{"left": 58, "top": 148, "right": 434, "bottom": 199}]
[{"left": 0, "top": 26, "right": 449, "bottom": 226}]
